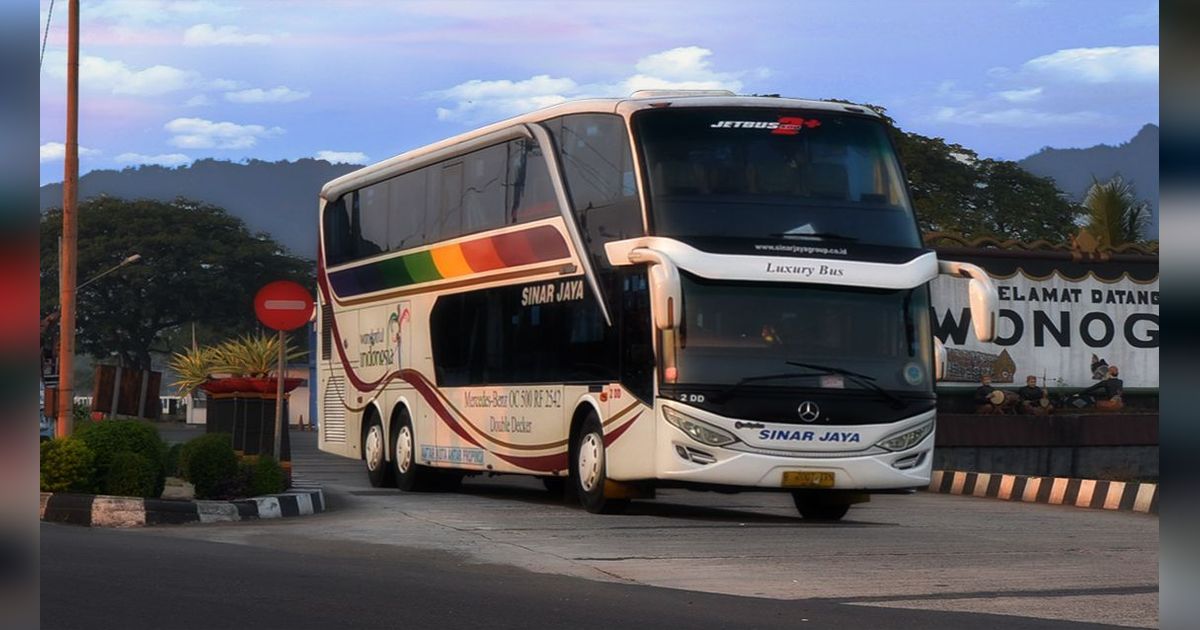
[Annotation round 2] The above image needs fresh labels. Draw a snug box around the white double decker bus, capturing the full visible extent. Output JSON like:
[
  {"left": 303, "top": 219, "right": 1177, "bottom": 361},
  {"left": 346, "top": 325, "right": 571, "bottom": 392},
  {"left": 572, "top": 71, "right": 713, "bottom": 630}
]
[{"left": 316, "top": 91, "right": 997, "bottom": 518}]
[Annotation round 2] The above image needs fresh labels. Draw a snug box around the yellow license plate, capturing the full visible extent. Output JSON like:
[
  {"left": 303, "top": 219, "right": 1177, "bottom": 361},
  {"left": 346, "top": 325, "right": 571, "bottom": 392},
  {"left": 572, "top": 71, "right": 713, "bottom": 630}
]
[{"left": 781, "top": 471, "right": 835, "bottom": 488}]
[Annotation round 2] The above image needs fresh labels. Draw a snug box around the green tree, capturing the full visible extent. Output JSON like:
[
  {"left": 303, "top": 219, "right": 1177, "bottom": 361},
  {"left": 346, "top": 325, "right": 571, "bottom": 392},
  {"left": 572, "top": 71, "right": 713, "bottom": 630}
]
[
  {"left": 1083, "top": 175, "right": 1149, "bottom": 247},
  {"left": 970, "top": 160, "right": 1081, "bottom": 243},
  {"left": 846, "top": 102, "right": 1084, "bottom": 242},
  {"left": 40, "top": 197, "right": 313, "bottom": 369}
]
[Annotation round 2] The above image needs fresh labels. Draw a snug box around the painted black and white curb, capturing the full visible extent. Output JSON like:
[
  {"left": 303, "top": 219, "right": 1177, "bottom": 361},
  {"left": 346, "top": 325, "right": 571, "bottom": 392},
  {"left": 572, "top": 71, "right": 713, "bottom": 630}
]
[
  {"left": 39, "top": 480, "right": 325, "bottom": 528},
  {"left": 927, "top": 470, "right": 1157, "bottom": 514}
]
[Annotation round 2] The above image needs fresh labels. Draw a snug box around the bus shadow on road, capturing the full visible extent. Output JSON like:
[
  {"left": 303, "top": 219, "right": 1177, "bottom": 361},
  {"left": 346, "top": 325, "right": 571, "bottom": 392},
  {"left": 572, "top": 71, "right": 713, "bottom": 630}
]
[{"left": 455, "top": 480, "right": 892, "bottom": 526}]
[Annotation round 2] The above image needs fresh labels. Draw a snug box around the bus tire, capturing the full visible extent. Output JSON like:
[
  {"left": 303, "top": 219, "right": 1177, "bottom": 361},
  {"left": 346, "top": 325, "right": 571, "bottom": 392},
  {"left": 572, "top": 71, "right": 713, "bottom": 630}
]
[
  {"left": 391, "top": 410, "right": 434, "bottom": 492},
  {"left": 791, "top": 491, "right": 852, "bottom": 521},
  {"left": 571, "top": 413, "right": 628, "bottom": 514},
  {"left": 363, "top": 415, "right": 394, "bottom": 488}
]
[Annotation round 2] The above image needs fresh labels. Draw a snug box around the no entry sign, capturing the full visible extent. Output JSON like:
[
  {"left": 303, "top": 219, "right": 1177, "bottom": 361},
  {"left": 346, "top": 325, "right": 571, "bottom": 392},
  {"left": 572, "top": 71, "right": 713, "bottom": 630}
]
[{"left": 254, "top": 280, "right": 315, "bottom": 331}]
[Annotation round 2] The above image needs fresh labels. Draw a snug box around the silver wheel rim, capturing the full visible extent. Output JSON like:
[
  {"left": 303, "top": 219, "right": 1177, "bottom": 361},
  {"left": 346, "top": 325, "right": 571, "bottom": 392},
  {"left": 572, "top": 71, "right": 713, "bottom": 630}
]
[
  {"left": 577, "top": 432, "right": 603, "bottom": 493},
  {"left": 365, "top": 425, "right": 383, "bottom": 472},
  {"left": 396, "top": 425, "right": 413, "bottom": 474}
]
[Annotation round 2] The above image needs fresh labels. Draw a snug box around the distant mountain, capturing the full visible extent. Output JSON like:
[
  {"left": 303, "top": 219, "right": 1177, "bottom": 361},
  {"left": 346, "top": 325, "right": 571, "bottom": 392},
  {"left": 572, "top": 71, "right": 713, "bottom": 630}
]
[
  {"left": 39, "top": 158, "right": 360, "bottom": 257},
  {"left": 1019, "top": 124, "right": 1159, "bottom": 238}
]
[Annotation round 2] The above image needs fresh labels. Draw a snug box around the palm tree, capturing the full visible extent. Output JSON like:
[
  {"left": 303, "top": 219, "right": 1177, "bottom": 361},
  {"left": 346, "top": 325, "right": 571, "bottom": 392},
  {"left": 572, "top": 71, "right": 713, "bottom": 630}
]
[{"left": 1083, "top": 175, "right": 1149, "bottom": 247}]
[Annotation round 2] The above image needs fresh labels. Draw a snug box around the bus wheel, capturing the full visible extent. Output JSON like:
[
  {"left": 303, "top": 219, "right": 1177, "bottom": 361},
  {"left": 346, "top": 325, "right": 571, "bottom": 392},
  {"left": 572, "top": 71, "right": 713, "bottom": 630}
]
[
  {"left": 392, "top": 412, "right": 433, "bottom": 492},
  {"left": 364, "top": 417, "right": 394, "bottom": 488},
  {"left": 571, "top": 414, "right": 628, "bottom": 514},
  {"left": 791, "top": 491, "right": 852, "bottom": 521}
]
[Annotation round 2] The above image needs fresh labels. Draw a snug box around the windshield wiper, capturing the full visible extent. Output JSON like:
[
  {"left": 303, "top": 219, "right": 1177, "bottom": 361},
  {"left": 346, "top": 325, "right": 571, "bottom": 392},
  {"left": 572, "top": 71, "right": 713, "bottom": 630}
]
[
  {"left": 712, "top": 371, "right": 814, "bottom": 403},
  {"left": 784, "top": 361, "right": 906, "bottom": 409},
  {"left": 768, "top": 231, "right": 858, "bottom": 242}
]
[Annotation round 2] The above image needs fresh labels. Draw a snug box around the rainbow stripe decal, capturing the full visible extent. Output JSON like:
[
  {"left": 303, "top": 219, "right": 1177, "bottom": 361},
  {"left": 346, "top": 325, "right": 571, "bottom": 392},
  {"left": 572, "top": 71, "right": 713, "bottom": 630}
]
[{"left": 328, "top": 224, "right": 571, "bottom": 298}]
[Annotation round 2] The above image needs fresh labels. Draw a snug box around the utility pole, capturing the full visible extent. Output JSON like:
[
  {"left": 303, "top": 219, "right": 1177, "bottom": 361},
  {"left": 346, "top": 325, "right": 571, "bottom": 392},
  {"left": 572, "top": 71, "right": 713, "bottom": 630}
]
[{"left": 56, "top": 0, "right": 79, "bottom": 437}]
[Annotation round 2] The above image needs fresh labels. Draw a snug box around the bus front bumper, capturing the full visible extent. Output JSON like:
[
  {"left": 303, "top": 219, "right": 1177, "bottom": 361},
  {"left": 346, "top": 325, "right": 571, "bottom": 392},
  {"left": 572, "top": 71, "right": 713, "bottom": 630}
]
[{"left": 654, "top": 404, "right": 935, "bottom": 491}]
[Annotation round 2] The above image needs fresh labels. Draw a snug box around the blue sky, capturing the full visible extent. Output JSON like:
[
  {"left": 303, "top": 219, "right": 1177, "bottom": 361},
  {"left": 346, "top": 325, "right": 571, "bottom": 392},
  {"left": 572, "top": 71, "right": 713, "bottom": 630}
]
[{"left": 38, "top": 0, "right": 1159, "bottom": 185}]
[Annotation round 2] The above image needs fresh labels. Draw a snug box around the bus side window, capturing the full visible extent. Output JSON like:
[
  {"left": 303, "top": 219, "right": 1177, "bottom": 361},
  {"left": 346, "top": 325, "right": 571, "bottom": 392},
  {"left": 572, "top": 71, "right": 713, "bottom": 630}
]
[
  {"left": 322, "top": 195, "right": 353, "bottom": 265},
  {"left": 433, "top": 162, "right": 464, "bottom": 242},
  {"left": 463, "top": 144, "right": 507, "bottom": 235},
  {"left": 549, "top": 114, "right": 644, "bottom": 267},
  {"left": 353, "top": 187, "right": 388, "bottom": 259},
  {"left": 507, "top": 139, "right": 557, "bottom": 223},
  {"left": 388, "top": 168, "right": 428, "bottom": 251}
]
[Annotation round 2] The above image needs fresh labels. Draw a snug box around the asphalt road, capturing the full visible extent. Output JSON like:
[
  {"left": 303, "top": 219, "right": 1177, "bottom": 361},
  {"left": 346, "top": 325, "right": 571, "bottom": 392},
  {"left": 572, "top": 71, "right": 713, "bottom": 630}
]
[{"left": 41, "top": 424, "right": 1158, "bottom": 629}]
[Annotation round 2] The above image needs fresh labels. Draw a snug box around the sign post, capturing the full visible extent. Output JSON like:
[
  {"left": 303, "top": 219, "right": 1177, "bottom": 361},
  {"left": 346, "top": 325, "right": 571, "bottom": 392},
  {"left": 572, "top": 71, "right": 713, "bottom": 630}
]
[{"left": 254, "top": 281, "right": 315, "bottom": 462}]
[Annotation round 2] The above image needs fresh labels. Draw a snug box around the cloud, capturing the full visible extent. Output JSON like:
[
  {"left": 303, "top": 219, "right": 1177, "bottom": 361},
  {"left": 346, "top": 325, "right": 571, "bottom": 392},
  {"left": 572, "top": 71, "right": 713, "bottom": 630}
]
[
  {"left": 224, "top": 86, "right": 311, "bottom": 104},
  {"left": 1023, "top": 45, "right": 1157, "bottom": 84},
  {"left": 432, "top": 46, "right": 763, "bottom": 124},
  {"left": 43, "top": 52, "right": 196, "bottom": 96},
  {"left": 40, "top": 143, "right": 100, "bottom": 162},
  {"left": 924, "top": 45, "right": 1155, "bottom": 129},
  {"left": 87, "top": 1, "right": 240, "bottom": 25},
  {"left": 115, "top": 152, "right": 192, "bottom": 167},
  {"left": 206, "top": 78, "right": 242, "bottom": 91},
  {"left": 997, "top": 87, "right": 1043, "bottom": 103},
  {"left": 618, "top": 46, "right": 747, "bottom": 93},
  {"left": 931, "top": 106, "right": 1107, "bottom": 128},
  {"left": 164, "top": 117, "right": 283, "bottom": 149},
  {"left": 316, "top": 151, "right": 369, "bottom": 164},
  {"left": 183, "top": 23, "right": 273, "bottom": 46},
  {"left": 185, "top": 94, "right": 211, "bottom": 107},
  {"left": 434, "top": 75, "right": 577, "bottom": 123}
]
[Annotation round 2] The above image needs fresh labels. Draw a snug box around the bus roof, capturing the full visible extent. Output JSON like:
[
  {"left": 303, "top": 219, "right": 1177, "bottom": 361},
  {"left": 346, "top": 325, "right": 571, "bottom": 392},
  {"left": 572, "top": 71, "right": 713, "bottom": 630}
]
[{"left": 320, "top": 94, "right": 880, "bottom": 201}]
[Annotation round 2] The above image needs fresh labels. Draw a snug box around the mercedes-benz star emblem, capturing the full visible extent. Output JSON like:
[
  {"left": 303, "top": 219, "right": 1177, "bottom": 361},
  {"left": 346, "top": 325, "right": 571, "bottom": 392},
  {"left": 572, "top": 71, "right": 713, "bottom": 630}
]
[{"left": 797, "top": 401, "right": 820, "bottom": 422}]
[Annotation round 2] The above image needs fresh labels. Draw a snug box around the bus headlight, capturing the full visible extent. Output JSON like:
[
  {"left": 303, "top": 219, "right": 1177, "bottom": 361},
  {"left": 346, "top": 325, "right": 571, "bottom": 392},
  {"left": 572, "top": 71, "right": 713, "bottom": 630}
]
[
  {"left": 875, "top": 420, "right": 934, "bottom": 452},
  {"left": 663, "top": 406, "right": 737, "bottom": 447}
]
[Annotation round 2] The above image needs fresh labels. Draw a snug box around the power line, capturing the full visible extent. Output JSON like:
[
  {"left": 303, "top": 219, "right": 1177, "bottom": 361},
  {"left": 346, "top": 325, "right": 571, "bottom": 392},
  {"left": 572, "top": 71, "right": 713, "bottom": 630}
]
[{"left": 40, "top": 0, "right": 56, "bottom": 70}]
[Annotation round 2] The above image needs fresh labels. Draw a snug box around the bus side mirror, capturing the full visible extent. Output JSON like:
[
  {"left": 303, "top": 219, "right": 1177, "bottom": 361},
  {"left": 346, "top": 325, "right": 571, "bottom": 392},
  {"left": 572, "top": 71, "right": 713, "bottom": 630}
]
[
  {"left": 629, "top": 248, "right": 682, "bottom": 330},
  {"left": 968, "top": 278, "right": 997, "bottom": 343},
  {"left": 939, "top": 260, "right": 998, "bottom": 343},
  {"left": 648, "top": 263, "right": 682, "bottom": 330},
  {"left": 933, "top": 337, "right": 947, "bottom": 381}
]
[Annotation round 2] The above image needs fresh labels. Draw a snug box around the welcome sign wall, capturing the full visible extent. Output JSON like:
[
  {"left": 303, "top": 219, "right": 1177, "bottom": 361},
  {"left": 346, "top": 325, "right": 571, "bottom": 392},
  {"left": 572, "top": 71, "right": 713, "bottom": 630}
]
[{"left": 930, "top": 269, "right": 1159, "bottom": 389}]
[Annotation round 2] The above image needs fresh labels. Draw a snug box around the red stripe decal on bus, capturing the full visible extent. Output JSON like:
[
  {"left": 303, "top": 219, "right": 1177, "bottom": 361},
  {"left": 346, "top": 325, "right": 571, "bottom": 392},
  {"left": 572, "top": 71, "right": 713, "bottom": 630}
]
[
  {"left": 490, "top": 229, "right": 539, "bottom": 266},
  {"left": 603, "top": 412, "right": 642, "bottom": 447},
  {"left": 459, "top": 237, "right": 507, "bottom": 272},
  {"left": 491, "top": 451, "right": 569, "bottom": 473},
  {"left": 524, "top": 224, "right": 572, "bottom": 260}
]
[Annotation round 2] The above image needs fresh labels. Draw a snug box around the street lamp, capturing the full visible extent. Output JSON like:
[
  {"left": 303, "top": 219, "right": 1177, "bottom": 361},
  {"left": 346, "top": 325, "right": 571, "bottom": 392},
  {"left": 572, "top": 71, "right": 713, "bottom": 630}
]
[
  {"left": 49, "top": 251, "right": 140, "bottom": 436},
  {"left": 77, "top": 253, "right": 141, "bottom": 291}
]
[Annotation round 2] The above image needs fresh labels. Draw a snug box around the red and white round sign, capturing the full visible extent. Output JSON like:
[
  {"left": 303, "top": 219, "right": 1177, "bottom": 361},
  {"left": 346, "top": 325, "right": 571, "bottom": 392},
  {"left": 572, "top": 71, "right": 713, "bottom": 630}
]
[{"left": 254, "top": 280, "right": 315, "bottom": 331}]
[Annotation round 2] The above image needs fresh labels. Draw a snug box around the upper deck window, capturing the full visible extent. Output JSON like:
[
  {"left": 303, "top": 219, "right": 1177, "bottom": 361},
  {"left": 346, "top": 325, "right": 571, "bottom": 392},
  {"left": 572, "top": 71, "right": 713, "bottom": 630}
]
[
  {"left": 634, "top": 108, "right": 921, "bottom": 250},
  {"left": 323, "top": 138, "right": 561, "bottom": 268},
  {"left": 547, "top": 114, "right": 644, "bottom": 267}
]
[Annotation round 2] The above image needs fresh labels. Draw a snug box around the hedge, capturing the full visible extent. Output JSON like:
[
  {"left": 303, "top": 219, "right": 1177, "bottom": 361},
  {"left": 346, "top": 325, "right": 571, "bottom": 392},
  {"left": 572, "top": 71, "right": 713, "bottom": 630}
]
[
  {"left": 75, "top": 420, "right": 166, "bottom": 495},
  {"left": 103, "top": 451, "right": 159, "bottom": 498},
  {"left": 181, "top": 433, "right": 238, "bottom": 499},
  {"left": 40, "top": 437, "right": 96, "bottom": 493},
  {"left": 248, "top": 456, "right": 286, "bottom": 497}
]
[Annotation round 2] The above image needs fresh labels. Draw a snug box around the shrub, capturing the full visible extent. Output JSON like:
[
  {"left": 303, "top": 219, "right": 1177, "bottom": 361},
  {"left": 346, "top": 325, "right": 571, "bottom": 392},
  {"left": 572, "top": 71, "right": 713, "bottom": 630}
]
[
  {"left": 163, "top": 443, "right": 183, "bottom": 478},
  {"left": 181, "top": 433, "right": 237, "bottom": 499},
  {"left": 75, "top": 420, "right": 166, "bottom": 494},
  {"left": 178, "top": 433, "right": 230, "bottom": 480},
  {"left": 248, "top": 456, "right": 286, "bottom": 496},
  {"left": 40, "top": 438, "right": 96, "bottom": 493},
  {"left": 103, "top": 451, "right": 159, "bottom": 498}
]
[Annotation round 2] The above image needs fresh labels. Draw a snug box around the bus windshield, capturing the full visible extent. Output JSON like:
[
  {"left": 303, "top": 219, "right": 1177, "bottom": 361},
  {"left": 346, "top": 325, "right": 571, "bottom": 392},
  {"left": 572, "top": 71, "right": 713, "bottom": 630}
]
[
  {"left": 634, "top": 108, "right": 921, "bottom": 249},
  {"left": 670, "top": 273, "right": 933, "bottom": 395}
]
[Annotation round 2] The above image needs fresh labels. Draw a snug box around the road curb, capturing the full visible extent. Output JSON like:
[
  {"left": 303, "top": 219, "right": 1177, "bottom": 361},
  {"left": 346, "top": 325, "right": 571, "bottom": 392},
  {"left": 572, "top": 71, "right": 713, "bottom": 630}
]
[
  {"left": 39, "top": 480, "right": 325, "bottom": 528},
  {"left": 926, "top": 470, "right": 1157, "bottom": 514}
]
